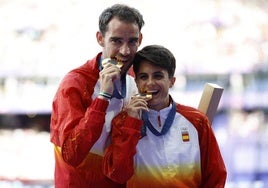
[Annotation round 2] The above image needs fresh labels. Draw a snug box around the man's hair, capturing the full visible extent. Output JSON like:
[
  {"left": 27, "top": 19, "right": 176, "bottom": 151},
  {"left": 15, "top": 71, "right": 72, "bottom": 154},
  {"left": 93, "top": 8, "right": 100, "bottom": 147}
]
[
  {"left": 133, "top": 45, "right": 176, "bottom": 78},
  {"left": 99, "top": 4, "right": 145, "bottom": 35}
]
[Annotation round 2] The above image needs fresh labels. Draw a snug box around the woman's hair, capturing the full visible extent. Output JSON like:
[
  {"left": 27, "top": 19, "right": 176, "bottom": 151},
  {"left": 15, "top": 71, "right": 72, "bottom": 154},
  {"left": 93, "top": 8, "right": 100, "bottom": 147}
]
[{"left": 133, "top": 45, "right": 176, "bottom": 78}]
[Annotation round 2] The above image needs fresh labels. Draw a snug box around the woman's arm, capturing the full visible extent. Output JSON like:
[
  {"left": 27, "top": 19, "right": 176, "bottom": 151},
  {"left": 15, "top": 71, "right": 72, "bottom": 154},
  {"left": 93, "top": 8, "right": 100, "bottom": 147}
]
[{"left": 102, "top": 111, "right": 142, "bottom": 184}]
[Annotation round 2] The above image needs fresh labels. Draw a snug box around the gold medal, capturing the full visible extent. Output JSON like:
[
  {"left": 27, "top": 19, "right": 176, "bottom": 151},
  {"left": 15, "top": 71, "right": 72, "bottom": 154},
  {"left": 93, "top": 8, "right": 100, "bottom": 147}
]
[
  {"left": 137, "top": 93, "right": 152, "bottom": 100},
  {"left": 101, "top": 57, "right": 123, "bottom": 68}
]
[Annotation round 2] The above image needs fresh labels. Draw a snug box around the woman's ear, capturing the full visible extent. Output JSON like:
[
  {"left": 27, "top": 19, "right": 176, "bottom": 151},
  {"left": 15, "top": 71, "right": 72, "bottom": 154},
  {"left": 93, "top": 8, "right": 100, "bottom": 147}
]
[
  {"left": 96, "top": 31, "right": 104, "bottom": 47},
  {"left": 169, "top": 77, "right": 176, "bottom": 88}
]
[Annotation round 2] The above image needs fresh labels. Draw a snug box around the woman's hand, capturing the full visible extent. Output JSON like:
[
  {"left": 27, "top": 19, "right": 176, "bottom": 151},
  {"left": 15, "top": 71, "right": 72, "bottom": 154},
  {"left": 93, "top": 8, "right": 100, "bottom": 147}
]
[{"left": 124, "top": 95, "right": 150, "bottom": 119}]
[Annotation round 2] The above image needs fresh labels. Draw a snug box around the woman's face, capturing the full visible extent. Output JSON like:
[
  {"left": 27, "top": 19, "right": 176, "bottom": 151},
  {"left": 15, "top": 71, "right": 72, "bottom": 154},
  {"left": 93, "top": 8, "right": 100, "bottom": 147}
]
[{"left": 135, "top": 60, "right": 175, "bottom": 111}]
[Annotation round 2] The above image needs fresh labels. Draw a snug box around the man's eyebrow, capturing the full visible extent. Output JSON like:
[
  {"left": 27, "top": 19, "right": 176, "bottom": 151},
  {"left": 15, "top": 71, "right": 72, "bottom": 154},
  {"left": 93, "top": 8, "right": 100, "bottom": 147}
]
[{"left": 110, "top": 36, "right": 121, "bottom": 40}]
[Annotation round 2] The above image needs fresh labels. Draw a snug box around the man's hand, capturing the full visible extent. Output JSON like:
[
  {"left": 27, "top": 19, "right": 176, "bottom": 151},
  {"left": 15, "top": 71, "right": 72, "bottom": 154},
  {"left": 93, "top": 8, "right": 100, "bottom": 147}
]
[{"left": 99, "top": 62, "right": 121, "bottom": 97}]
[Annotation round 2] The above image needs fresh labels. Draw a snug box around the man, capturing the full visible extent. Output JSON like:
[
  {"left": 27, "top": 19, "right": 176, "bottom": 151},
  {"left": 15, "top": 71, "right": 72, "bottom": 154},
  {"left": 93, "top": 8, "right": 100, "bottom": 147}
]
[{"left": 50, "top": 4, "right": 144, "bottom": 188}]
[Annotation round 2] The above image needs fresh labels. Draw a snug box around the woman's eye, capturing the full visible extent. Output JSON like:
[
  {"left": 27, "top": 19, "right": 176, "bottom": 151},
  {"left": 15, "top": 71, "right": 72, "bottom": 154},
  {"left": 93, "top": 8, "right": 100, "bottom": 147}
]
[
  {"left": 138, "top": 75, "right": 147, "bottom": 80},
  {"left": 154, "top": 74, "right": 164, "bottom": 79}
]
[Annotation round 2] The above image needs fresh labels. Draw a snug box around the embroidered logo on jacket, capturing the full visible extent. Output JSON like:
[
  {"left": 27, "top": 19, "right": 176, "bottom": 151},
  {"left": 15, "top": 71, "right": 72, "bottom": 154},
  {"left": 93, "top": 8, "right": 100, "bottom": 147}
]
[{"left": 180, "top": 127, "right": 190, "bottom": 142}]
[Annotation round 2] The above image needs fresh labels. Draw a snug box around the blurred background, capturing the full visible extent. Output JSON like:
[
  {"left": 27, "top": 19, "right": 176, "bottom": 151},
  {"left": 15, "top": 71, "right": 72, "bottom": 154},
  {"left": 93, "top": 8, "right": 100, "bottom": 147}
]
[{"left": 0, "top": 0, "right": 268, "bottom": 187}]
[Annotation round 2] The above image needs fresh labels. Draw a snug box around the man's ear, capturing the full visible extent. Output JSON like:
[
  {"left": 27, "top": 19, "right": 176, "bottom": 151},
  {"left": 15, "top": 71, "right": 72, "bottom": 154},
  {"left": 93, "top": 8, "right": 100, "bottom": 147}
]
[
  {"left": 96, "top": 31, "right": 104, "bottom": 47},
  {"left": 138, "top": 33, "right": 143, "bottom": 46}
]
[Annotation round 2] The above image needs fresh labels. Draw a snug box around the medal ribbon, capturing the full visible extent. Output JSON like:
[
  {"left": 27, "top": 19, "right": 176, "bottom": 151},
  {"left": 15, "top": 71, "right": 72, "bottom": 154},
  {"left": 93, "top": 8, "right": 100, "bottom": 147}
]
[{"left": 141, "top": 101, "right": 176, "bottom": 137}]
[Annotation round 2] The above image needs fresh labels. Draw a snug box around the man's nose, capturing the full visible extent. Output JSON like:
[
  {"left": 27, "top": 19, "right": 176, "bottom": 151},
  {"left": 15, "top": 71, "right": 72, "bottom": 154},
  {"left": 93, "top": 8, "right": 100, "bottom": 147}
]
[{"left": 120, "top": 44, "right": 130, "bottom": 55}]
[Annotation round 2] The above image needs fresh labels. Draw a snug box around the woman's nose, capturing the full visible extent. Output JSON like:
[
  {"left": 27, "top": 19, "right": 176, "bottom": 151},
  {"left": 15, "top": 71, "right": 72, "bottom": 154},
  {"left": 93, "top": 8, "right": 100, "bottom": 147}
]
[{"left": 147, "top": 77, "right": 154, "bottom": 85}]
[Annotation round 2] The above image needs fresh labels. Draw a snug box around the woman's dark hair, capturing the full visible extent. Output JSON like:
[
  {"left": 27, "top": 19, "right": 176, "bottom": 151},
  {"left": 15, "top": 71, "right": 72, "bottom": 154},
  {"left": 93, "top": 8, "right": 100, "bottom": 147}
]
[{"left": 133, "top": 45, "right": 176, "bottom": 78}]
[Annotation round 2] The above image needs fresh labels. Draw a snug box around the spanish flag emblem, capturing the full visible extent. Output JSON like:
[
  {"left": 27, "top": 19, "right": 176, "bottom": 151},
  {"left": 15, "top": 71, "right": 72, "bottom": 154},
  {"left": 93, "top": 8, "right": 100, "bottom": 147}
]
[{"left": 182, "top": 131, "right": 190, "bottom": 142}]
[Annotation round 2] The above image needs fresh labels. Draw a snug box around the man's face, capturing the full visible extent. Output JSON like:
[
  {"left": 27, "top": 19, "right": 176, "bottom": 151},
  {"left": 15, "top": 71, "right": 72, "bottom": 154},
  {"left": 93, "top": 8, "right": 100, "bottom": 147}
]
[{"left": 97, "top": 17, "right": 142, "bottom": 74}]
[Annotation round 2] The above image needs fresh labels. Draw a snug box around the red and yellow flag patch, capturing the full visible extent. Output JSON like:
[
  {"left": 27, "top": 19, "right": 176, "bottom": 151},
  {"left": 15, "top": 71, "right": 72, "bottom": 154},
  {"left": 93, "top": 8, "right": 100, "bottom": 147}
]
[{"left": 181, "top": 131, "right": 190, "bottom": 142}]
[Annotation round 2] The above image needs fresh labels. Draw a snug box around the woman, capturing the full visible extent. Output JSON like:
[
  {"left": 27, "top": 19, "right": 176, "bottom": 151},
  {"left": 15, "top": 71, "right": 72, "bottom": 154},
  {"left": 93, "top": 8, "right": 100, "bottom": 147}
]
[{"left": 103, "top": 45, "right": 227, "bottom": 188}]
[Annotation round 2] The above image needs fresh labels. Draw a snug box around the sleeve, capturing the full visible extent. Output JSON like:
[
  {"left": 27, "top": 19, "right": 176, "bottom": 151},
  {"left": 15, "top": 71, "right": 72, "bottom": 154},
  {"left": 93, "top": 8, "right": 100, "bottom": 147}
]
[
  {"left": 50, "top": 78, "right": 109, "bottom": 167},
  {"left": 177, "top": 104, "right": 227, "bottom": 187},
  {"left": 198, "top": 118, "right": 227, "bottom": 188},
  {"left": 102, "top": 111, "right": 143, "bottom": 184}
]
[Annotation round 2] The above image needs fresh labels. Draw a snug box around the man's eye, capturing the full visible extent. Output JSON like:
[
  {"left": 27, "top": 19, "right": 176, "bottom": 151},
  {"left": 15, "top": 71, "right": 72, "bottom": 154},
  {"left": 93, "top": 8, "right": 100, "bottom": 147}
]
[
  {"left": 129, "top": 39, "right": 138, "bottom": 45},
  {"left": 111, "top": 39, "right": 121, "bottom": 44}
]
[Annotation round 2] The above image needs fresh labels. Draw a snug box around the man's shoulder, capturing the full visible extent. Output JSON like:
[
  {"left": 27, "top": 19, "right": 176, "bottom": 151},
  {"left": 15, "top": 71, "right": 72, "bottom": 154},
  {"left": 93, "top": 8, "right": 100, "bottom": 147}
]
[
  {"left": 65, "top": 54, "right": 100, "bottom": 79},
  {"left": 59, "top": 56, "right": 100, "bottom": 89}
]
